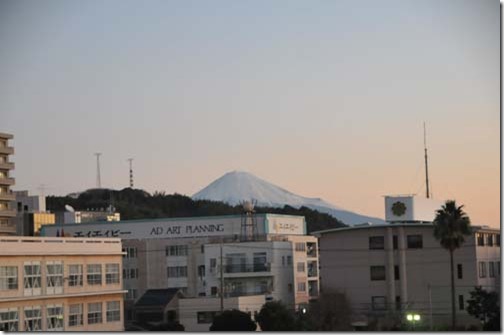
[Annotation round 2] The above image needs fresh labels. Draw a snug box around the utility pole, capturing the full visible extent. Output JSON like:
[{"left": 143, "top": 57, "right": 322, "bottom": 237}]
[
  {"left": 220, "top": 242, "right": 224, "bottom": 313},
  {"left": 127, "top": 158, "right": 134, "bottom": 188},
  {"left": 94, "top": 153, "right": 102, "bottom": 189},
  {"left": 428, "top": 283, "right": 433, "bottom": 330},
  {"left": 423, "top": 122, "right": 430, "bottom": 198}
]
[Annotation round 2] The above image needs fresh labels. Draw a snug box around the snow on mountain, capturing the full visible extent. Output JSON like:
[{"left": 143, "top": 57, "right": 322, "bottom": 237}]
[{"left": 192, "top": 171, "right": 385, "bottom": 226}]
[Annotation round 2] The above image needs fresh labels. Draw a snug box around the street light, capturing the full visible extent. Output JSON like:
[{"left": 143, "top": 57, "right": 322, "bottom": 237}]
[{"left": 407, "top": 313, "right": 421, "bottom": 330}]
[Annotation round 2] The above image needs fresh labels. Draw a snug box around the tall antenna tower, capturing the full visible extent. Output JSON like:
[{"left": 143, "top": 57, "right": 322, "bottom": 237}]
[
  {"left": 423, "top": 122, "right": 430, "bottom": 198},
  {"left": 94, "top": 153, "right": 102, "bottom": 189},
  {"left": 127, "top": 158, "right": 134, "bottom": 188}
]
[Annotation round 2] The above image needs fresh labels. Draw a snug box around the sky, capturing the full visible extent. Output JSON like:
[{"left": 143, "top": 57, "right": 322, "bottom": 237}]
[{"left": 0, "top": 0, "right": 500, "bottom": 227}]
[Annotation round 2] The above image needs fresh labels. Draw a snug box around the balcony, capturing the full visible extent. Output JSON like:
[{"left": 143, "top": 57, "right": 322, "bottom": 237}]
[
  {"left": 0, "top": 192, "right": 15, "bottom": 201},
  {"left": 224, "top": 263, "right": 271, "bottom": 274},
  {"left": 0, "top": 162, "right": 14, "bottom": 170},
  {"left": 0, "top": 209, "right": 16, "bottom": 218},
  {"left": 0, "top": 177, "right": 14, "bottom": 186},
  {"left": 0, "top": 221, "right": 16, "bottom": 235},
  {"left": 0, "top": 147, "right": 14, "bottom": 155}
]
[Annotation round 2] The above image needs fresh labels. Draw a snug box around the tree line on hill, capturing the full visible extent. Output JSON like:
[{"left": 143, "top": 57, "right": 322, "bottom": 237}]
[{"left": 46, "top": 188, "right": 346, "bottom": 233}]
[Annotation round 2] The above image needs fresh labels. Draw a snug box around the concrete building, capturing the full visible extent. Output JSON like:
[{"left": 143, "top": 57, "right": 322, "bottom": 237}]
[
  {"left": 11, "top": 190, "right": 55, "bottom": 236},
  {"left": 55, "top": 207, "right": 120, "bottom": 225},
  {"left": 179, "top": 295, "right": 265, "bottom": 331},
  {"left": 0, "top": 132, "right": 15, "bottom": 236},
  {"left": 41, "top": 213, "right": 320, "bottom": 327},
  {"left": 0, "top": 236, "right": 126, "bottom": 331},
  {"left": 313, "top": 195, "right": 501, "bottom": 329}
]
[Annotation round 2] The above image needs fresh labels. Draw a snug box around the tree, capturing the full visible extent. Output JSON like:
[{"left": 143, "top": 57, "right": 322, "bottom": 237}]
[
  {"left": 209, "top": 310, "right": 256, "bottom": 331},
  {"left": 256, "top": 301, "right": 296, "bottom": 331},
  {"left": 432, "top": 200, "right": 471, "bottom": 330},
  {"left": 307, "top": 291, "right": 353, "bottom": 331},
  {"left": 466, "top": 286, "right": 500, "bottom": 331},
  {"left": 148, "top": 321, "right": 185, "bottom": 331}
]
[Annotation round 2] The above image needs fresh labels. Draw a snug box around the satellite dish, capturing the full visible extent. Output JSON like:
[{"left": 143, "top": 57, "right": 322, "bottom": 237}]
[{"left": 65, "top": 204, "right": 75, "bottom": 212}]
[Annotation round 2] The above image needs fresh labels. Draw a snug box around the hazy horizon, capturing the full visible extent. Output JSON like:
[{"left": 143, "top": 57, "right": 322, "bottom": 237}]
[{"left": 1, "top": 0, "right": 500, "bottom": 227}]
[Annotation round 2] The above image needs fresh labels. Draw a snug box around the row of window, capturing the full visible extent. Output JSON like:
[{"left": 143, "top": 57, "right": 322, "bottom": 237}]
[
  {"left": 0, "top": 263, "right": 120, "bottom": 292},
  {"left": 369, "top": 235, "right": 423, "bottom": 250},
  {"left": 478, "top": 261, "right": 500, "bottom": 278},
  {"left": 476, "top": 233, "right": 501, "bottom": 247},
  {"left": 371, "top": 294, "right": 467, "bottom": 312},
  {"left": 0, "top": 302, "right": 120, "bottom": 331}
]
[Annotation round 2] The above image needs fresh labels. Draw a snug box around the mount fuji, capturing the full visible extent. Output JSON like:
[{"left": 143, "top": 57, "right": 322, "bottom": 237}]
[{"left": 192, "top": 171, "right": 385, "bottom": 226}]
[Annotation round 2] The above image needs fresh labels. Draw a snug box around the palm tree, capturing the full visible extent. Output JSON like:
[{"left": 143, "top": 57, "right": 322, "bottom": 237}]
[{"left": 432, "top": 200, "right": 471, "bottom": 330}]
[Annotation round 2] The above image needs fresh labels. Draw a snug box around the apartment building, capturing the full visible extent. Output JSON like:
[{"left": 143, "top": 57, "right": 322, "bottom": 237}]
[
  {"left": 41, "top": 213, "right": 320, "bottom": 326},
  {"left": 313, "top": 195, "right": 501, "bottom": 329},
  {"left": 0, "top": 132, "right": 15, "bottom": 236},
  {"left": 11, "top": 190, "right": 55, "bottom": 236},
  {"left": 0, "top": 236, "right": 126, "bottom": 331}
]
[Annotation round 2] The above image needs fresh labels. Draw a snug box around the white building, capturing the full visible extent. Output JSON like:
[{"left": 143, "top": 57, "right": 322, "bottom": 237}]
[
  {"left": 313, "top": 195, "right": 500, "bottom": 329},
  {"left": 41, "top": 213, "right": 319, "bottom": 329}
]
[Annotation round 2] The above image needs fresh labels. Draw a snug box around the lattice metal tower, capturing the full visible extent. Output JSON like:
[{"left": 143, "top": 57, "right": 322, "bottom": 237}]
[
  {"left": 127, "top": 158, "right": 134, "bottom": 188},
  {"left": 240, "top": 199, "right": 258, "bottom": 242}
]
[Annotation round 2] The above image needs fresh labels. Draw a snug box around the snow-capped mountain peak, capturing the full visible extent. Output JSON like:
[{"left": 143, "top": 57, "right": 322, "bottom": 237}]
[{"left": 192, "top": 171, "right": 385, "bottom": 226}]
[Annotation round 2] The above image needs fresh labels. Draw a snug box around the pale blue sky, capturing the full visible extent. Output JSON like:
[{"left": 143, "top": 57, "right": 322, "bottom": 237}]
[{"left": 0, "top": 0, "right": 500, "bottom": 226}]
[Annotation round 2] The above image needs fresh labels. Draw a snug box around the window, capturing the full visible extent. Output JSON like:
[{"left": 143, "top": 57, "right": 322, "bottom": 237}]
[
  {"left": 68, "top": 304, "right": 83, "bottom": 327},
  {"left": 68, "top": 265, "right": 83, "bottom": 287},
  {"left": 407, "top": 235, "right": 423, "bottom": 249},
  {"left": 87, "top": 264, "right": 102, "bottom": 285},
  {"left": 479, "top": 262, "right": 487, "bottom": 278},
  {"left": 295, "top": 243, "right": 306, "bottom": 252},
  {"left": 47, "top": 305, "right": 64, "bottom": 331},
  {"left": 370, "top": 266, "right": 386, "bottom": 281},
  {"left": 123, "top": 247, "right": 137, "bottom": 259},
  {"left": 477, "top": 233, "right": 485, "bottom": 246},
  {"left": 210, "top": 259, "right": 217, "bottom": 269},
  {"left": 371, "top": 296, "right": 387, "bottom": 311},
  {"left": 106, "top": 264, "right": 120, "bottom": 284},
  {"left": 24, "top": 262, "right": 41, "bottom": 295},
  {"left": 395, "top": 296, "right": 401, "bottom": 311},
  {"left": 487, "top": 234, "right": 494, "bottom": 247},
  {"left": 167, "top": 266, "right": 187, "bottom": 278},
  {"left": 201, "top": 245, "right": 205, "bottom": 253},
  {"left": 24, "top": 306, "right": 42, "bottom": 331},
  {"left": 0, "top": 266, "right": 18, "bottom": 290},
  {"left": 286, "top": 256, "right": 292, "bottom": 265},
  {"left": 46, "top": 261, "right": 63, "bottom": 294},
  {"left": 282, "top": 256, "right": 285, "bottom": 266},
  {"left": 288, "top": 283, "right": 293, "bottom": 293},
  {"left": 126, "top": 289, "right": 137, "bottom": 300},
  {"left": 394, "top": 265, "right": 400, "bottom": 280},
  {"left": 297, "top": 281, "right": 306, "bottom": 292},
  {"left": 497, "top": 234, "right": 501, "bottom": 246},
  {"left": 498, "top": 262, "right": 501, "bottom": 276},
  {"left": 253, "top": 252, "right": 268, "bottom": 272},
  {"left": 457, "top": 264, "right": 463, "bottom": 279},
  {"left": 198, "top": 265, "right": 205, "bottom": 278},
  {"left": 88, "top": 303, "right": 102, "bottom": 324},
  {"left": 197, "top": 311, "right": 217, "bottom": 324},
  {"left": 166, "top": 245, "right": 188, "bottom": 256},
  {"left": 369, "top": 236, "right": 385, "bottom": 250},
  {"left": 0, "top": 308, "right": 18, "bottom": 331},
  {"left": 123, "top": 268, "right": 139, "bottom": 279},
  {"left": 489, "top": 262, "right": 495, "bottom": 278},
  {"left": 211, "top": 287, "right": 218, "bottom": 296},
  {"left": 458, "top": 295, "right": 465, "bottom": 310},
  {"left": 106, "top": 301, "right": 120, "bottom": 322},
  {"left": 393, "top": 235, "right": 398, "bottom": 250},
  {"left": 297, "top": 262, "right": 305, "bottom": 273}
]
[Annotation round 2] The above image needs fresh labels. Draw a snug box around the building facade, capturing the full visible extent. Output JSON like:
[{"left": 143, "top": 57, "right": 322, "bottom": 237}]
[
  {"left": 41, "top": 213, "right": 320, "bottom": 326},
  {"left": 0, "top": 132, "right": 15, "bottom": 236},
  {"left": 11, "top": 190, "right": 55, "bottom": 236},
  {"left": 314, "top": 195, "right": 501, "bottom": 329},
  {"left": 0, "top": 236, "right": 126, "bottom": 331}
]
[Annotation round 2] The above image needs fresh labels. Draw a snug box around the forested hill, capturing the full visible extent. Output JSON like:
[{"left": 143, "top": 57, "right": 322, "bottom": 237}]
[{"left": 46, "top": 188, "right": 346, "bottom": 233}]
